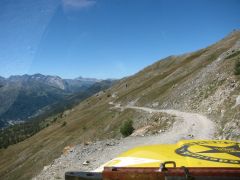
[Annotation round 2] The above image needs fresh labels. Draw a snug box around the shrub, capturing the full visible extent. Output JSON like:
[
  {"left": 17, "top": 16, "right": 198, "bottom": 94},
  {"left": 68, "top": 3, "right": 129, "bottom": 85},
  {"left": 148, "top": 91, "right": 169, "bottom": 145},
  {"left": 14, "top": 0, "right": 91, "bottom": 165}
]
[
  {"left": 235, "top": 59, "right": 240, "bottom": 75},
  {"left": 120, "top": 119, "right": 134, "bottom": 137},
  {"left": 61, "top": 121, "right": 67, "bottom": 127},
  {"left": 53, "top": 117, "right": 58, "bottom": 122}
]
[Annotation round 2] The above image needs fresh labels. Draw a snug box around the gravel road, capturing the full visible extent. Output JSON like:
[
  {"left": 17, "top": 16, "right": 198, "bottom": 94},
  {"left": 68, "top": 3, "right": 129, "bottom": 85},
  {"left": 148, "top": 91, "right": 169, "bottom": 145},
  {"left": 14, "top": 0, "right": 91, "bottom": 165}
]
[
  {"left": 126, "top": 105, "right": 215, "bottom": 140},
  {"left": 33, "top": 106, "right": 215, "bottom": 180}
]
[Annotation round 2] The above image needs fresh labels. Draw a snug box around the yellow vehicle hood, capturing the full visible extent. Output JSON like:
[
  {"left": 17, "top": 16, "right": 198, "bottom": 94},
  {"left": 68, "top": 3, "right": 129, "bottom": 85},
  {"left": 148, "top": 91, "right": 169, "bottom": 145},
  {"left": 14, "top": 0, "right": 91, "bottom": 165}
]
[{"left": 95, "top": 140, "right": 240, "bottom": 171}]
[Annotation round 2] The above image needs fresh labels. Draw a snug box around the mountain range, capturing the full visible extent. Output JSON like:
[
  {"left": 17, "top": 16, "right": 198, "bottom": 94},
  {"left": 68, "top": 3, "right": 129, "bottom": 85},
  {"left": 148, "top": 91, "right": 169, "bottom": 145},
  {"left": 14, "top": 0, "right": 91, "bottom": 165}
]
[{"left": 0, "top": 74, "right": 114, "bottom": 128}]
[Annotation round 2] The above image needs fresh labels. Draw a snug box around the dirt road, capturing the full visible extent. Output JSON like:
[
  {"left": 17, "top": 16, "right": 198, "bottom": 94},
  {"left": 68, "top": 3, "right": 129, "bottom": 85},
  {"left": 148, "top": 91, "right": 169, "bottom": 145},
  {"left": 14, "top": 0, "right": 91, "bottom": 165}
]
[
  {"left": 126, "top": 105, "right": 215, "bottom": 140},
  {"left": 33, "top": 106, "right": 215, "bottom": 180}
]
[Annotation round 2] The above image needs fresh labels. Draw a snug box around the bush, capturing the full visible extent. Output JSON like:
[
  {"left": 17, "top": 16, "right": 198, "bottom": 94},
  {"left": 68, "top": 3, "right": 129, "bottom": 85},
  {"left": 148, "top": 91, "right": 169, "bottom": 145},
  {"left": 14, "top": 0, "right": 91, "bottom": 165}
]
[
  {"left": 120, "top": 119, "right": 134, "bottom": 137},
  {"left": 235, "top": 59, "right": 240, "bottom": 75},
  {"left": 82, "top": 126, "right": 87, "bottom": 131},
  {"left": 61, "top": 121, "right": 67, "bottom": 127}
]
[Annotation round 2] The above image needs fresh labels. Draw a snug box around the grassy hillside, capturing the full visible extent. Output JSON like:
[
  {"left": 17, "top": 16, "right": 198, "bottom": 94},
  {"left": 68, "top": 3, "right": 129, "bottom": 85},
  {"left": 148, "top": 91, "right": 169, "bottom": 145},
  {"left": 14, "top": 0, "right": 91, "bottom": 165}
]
[
  {"left": 0, "top": 80, "right": 115, "bottom": 149},
  {"left": 0, "top": 31, "right": 240, "bottom": 180}
]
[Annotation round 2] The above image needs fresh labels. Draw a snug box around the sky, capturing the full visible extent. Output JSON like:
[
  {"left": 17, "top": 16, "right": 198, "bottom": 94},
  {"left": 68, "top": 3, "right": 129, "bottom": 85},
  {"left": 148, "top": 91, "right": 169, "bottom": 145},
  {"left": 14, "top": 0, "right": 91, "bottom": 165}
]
[{"left": 0, "top": 0, "right": 240, "bottom": 79}]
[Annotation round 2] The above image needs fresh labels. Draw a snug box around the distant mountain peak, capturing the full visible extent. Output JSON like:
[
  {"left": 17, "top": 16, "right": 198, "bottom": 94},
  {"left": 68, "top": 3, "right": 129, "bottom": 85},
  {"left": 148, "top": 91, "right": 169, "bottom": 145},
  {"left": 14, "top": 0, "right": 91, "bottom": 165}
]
[
  {"left": 0, "top": 76, "right": 5, "bottom": 80},
  {"left": 1, "top": 73, "right": 111, "bottom": 93},
  {"left": 74, "top": 76, "right": 102, "bottom": 82},
  {"left": 32, "top": 73, "right": 45, "bottom": 78}
]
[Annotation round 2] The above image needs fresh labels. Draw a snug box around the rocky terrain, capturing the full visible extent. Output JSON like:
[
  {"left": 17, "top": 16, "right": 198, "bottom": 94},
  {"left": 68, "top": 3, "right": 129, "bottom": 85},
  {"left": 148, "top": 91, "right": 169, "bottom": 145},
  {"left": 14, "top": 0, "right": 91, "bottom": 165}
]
[{"left": 0, "top": 31, "right": 240, "bottom": 180}]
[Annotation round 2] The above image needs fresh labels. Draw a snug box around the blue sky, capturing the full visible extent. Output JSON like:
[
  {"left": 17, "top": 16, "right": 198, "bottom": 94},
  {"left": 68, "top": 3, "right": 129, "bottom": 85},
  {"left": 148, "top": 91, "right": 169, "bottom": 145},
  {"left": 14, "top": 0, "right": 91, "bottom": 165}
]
[{"left": 0, "top": 0, "right": 240, "bottom": 79}]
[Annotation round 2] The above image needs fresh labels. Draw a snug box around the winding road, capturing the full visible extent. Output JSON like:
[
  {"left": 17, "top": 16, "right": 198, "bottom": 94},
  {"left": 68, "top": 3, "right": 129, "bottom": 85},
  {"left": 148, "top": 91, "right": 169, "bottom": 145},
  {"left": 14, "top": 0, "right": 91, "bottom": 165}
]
[
  {"left": 34, "top": 105, "right": 216, "bottom": 179},
  {"left": 125, "top": 105, "right": 215, "bottom": 141}
]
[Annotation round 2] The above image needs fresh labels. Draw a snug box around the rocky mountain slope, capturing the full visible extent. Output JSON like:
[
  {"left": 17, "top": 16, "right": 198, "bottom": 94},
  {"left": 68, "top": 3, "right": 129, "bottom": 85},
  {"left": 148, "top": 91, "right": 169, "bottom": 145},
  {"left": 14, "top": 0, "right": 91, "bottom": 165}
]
[
  {"left": 0, "top": 74, "right": 104, "bottom": 128},
  {"left": 0, "top": 31, "right": 240, "bottom": 180}
]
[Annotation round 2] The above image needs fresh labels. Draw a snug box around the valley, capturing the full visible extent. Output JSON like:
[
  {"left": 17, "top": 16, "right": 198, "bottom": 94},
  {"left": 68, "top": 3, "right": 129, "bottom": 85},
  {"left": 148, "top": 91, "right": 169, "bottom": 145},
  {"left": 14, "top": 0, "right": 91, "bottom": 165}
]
[
  {"left": 0, "top": 75, "right": 115, "bottom": 148},
  {"left": 0, "top": 74, "right": 109, "bottom": 128}
]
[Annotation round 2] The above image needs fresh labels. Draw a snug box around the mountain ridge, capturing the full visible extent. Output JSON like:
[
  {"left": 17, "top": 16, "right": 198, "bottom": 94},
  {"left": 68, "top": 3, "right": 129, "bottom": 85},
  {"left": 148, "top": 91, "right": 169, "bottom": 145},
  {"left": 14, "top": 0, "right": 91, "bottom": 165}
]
[
  {"left": 4, "top": 73, "right": 103, "bottom": 91},
  {"left": 0, "top": 74, "right": 114, "bottom": 128}
]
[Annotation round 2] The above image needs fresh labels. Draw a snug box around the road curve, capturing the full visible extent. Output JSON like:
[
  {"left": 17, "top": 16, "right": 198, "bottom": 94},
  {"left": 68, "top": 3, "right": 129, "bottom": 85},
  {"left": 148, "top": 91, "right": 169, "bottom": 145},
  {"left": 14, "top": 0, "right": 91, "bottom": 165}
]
[
  {"left": 126, "top": 105, "right": 215, "bottom": 140},
  {"left": 33, "top": 105, "right": 216, "bottom": 180}
]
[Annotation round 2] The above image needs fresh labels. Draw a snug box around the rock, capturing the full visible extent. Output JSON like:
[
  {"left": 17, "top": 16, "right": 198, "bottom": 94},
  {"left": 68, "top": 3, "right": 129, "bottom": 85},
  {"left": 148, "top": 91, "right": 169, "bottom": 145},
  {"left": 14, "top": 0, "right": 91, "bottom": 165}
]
[
  {"left": 106, "top": 142, "right": 115, "bottom": 146},
  {"left": 188, "top": 134, "right": 194, "bottom": 138},
  {"left": 152, "top": 102, "right": 159, "bottom": 107},
  {"left": 233, "top": 95, "right": 240, "bottom": 108},
  {"left": 207, "top": 107, "right": 212, "bottom": 113},
  {"left": 84, "top": 141, "right": 92, "bottom": 146},
  {"left": 43, "top": 165, "right": 49, "bottom": 171},
  {"left": 83, "top": 160, "right": 90, "bottom": 165},
  {"left": 230, "top": 83, "right": 235, "bottom": 88},
  {"left": 63, "top": 145, "right": 75, "bottom": 155},
  {"left": 112, "top": 93, "right": 117, "bottom": 98}
]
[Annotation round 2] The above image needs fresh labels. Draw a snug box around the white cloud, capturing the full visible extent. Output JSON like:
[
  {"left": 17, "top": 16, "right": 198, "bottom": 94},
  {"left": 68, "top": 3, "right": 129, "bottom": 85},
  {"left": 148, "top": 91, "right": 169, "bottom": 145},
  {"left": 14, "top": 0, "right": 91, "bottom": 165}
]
[{"left": 62, "top": 0, "right": 96, "bottom": 10}]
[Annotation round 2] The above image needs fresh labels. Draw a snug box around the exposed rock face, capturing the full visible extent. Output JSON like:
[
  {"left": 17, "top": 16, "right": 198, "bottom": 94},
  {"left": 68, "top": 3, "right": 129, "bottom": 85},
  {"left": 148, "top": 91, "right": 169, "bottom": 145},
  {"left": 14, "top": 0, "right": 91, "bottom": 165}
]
[
  {"left": 233, "top": 95, "right": 240, "bottom": 108},
  {"left": 45, "top": 76, "right": 66, "bottom": 90}
]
